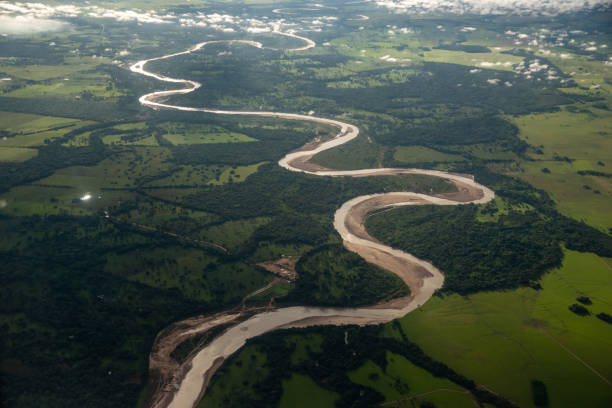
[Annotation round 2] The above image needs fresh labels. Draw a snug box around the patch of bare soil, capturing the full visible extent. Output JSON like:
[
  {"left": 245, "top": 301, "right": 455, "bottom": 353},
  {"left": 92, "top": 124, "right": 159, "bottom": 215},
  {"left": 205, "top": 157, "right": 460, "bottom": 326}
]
[
  {"left": 288, "top": 154, "right": 330, "bottom": 172},
  {"left": 143, "top": 312, "right": 243, "bottom": 408},
  {"left": 436, "top": 180, "right": 484, "bottom": 202},
  {"left": 256, "top": 257, "right": 299, "bottom": 281}
]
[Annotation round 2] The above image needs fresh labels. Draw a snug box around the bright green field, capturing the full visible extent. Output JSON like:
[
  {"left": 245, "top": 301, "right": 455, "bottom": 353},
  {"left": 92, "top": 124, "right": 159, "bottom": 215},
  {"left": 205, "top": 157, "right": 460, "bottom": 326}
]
[
  {"left": 62, "top": 132, "right": 91, "bottom": 147},
  {"left": 197, "top": 217, "right": 270, "bottom": 252},
  {"left": 3, "top": 79, "right": 124, "bottom": 99},
  {"left": 102, "top": 134, "right": 158, "bottom": 146},
  {"left": 0, "top": 147, "right": 37, "bottom": 162},
  {"left": 279, "top": 374, "right": 339, "bottom": 408},
  {"left": 423, "top": 49, "right": 523, "bottom": 72},
  {"left": 159, "top": 122, "right": 256, "bottom": 145},
  {"left": 0, "top": 111, "right": 94, "bottom": 147},
  {"left": 391, "top": 249, "right": 612, "bottom": 408},
  {"left": 146, "top": 162, "right": 266, "bottom": 188},
  {"left": 0, "top": 111, "right": 82, "bottom": 133},
  {"left": 349, "top": 352, "right": 473, "bottom": 407},
  {"left": 0, "top": 185, "right": 136, "bottom": 217},
  {"left": 38, "top": 148, "right": 173, "bottom": 189},
  {"left": 0, "top": 56, "right": 109, "bottom": 81},
  {"left": 393, "top": 146, "right": 465, "bottom": 164},
  {"left": 511, "top": 110, "right": 612, "bottom": 231}
]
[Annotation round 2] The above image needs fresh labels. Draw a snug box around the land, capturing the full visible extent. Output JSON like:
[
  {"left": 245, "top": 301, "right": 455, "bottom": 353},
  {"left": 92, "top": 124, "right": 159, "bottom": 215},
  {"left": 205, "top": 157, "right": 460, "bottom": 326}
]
[{"left": 0, "top": 1, "right": 611, "bottom": 408}]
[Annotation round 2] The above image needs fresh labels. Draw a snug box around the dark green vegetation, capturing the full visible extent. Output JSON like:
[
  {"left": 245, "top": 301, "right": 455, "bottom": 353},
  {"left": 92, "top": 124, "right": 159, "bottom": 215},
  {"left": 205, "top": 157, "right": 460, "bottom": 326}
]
[
  {"left": 531, "top": 380, "right": 549, "bottom": 407},
  {"left": 569, "top": 303, "right": 591, "bottom": 316},
  {"left": 597, "top": 312, "right": 612, "bottom": 324},
  {"left": 1, "top": 1, "right": 611, "bottom": 407},
  {"left": 202, "top": 325, "right": 514, "bottom": 408},
  {"left": 366, "top": 202, "right": 612, "bottom": 294},
  {"left": 288, "top": 244, "right": 408, "bottom": 306}
]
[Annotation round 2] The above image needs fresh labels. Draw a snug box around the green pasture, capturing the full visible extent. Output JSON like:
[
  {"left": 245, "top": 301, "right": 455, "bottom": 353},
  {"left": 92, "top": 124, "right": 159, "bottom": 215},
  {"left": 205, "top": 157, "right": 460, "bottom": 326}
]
[
  {"left": 0, "top": 185, "right": 137, "bottom": 217},
  {"left": 349, "top": 352, "right": 474, "bottom": 408},
  {"left": 312, "top": 134, "right": 386, "bottom": 170},
  {"left": 545, "top": 51, "right": 612, "bottom": 103},
  {"left": 62, "top": 131, "right": 91, "bottom": 146},
  {"left": 0, "top": 111, "right": 82, "bottom": 133},
  {"left": 3, "top": 79, "right": 125, "bottom": 99},
  {"left": 248, "top": 243, "right": 314, "bottom": 263},
  {"left": 511, "top": 110, "right": 612, "bottom": 230},
  {"left": 144, "top": 164, "right": 218, "bottom": 187},
  {"left": 390, "top": 249, "right": 612, "bottom": 408},
  {"left": 476, "top": 196, "right": 534, "bottom": 222},
  {"left": 114, "top": 122, "right": 147, "bottom": 131},
  {"left": 0, "top": 56, "right": 109, "bottom": 81},
  {"left": 0, "top": 112, "right": 94, "bottom": 147},
  {"left": 279, "top": 374, "right": 339, "bottom": 408},
  {"left": 159, "top": 122, "right": 257, "bottom": 145},
  {"left": 2, "top": 129, "right": 71, "bottom": 147},
  {"left": 38, "top": 147, "right": 173, "bottom": 190},
  {"left": 393, "top": 145, "right": 465, "bottom": 164},
  {"left": 423, "top": 49, "right": 522, "bottom": 71},
  {"left": 450, "top": 142, "right": 519, "bottom": 160},
  {"left": 209, "top": 162, "right": 267, "bottom": 185},
  {"left": 121, "top": 200, "right": 214, "bottom": 225},
  {"left": 102, "top": 134, "right": 158, "bottom": 146},
  {"left": 141, "top": 187, "right": 198, "bottom": 203},
  {"left": 198, "top": 217, "right": 270, "bottom": 253},
  {"left": 329, "top": 32, "right": 522, "bottom": 73},
  {"left": 146, "top": 162, "right": 266, "bottom": 188},
  {"left": 0, "top": 147, "right": 37, "bottom": 162}
]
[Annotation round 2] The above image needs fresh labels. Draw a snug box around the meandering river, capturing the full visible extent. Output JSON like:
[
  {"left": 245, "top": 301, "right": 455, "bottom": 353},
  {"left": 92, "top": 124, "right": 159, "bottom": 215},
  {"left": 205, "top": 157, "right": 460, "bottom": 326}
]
[{"left": 130, "top": 30, "right": 494, "bottom": 408}]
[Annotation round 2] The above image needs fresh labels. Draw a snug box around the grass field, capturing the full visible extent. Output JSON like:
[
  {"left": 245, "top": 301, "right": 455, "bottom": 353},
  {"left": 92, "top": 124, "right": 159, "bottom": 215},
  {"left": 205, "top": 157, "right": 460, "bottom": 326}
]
[
  {"left": 159, "top": 122, "right": 257, "bottom": 145},
  {"left": 3, "top": 78, "right": 125, "bottom": 100},
  {"left": 0, "top": 111, "right": 94, "bottom": 147},
  {"left": 0, "top": 185, "right": 137, "bottom": 217},
  {"left": 476, "top": 196, "right": 533, "bottom": 222},
  {"left": 146, "top": 162, "right": 267, "bottom": 188},
  {"left": 0, "top": 147, "right": 37, "bottom": 162},
  {"left": 0, "top": 56, "right": 109, "bottom": 81},
  {"left": 62, "top": 131, "right": 91, "bottom": 146},
  {"left": 279, "top": 374, "right": 339, "bottom": 408},
  {"left": 389, "top": 249, "right": 612, "bottom": 408},
  {"left": 423, "top": 49, "right": 523, "bottom": 72},
  {"left": 510, "top": 109, "right": 612, "bottom": 231},
  {"left": 102, "top": 134, "right": 158, "bottom": 146},
  {"left": 40, "top": 147, "right": 173, "bottom": 189},
  {"left": 349, "top": 352, "right": 474, "bottom": 408},
  {"left": 329, "top": 31, "right": 523, "bottom": 74},
  {"left": 198, "top": 217, "right": 270, "bottom": 252},
  {"left": 393, "top": 145, "right": 465, "bottom": 164},
  {"left": 312, "top": 134, "right": 387, "bottom": 170}
]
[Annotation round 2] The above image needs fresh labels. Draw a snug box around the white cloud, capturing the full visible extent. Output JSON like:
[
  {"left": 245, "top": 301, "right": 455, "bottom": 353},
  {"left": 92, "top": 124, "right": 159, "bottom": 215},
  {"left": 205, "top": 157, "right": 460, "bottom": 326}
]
[
  {"left": 0, "top": 1, "right": 339, "bottom": 36},
  {"left": 0, "top": 15, "right": 68, "bottom": 34},
  {"left": 371, "top": 0, "right": 610, "bottom": 15}
]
